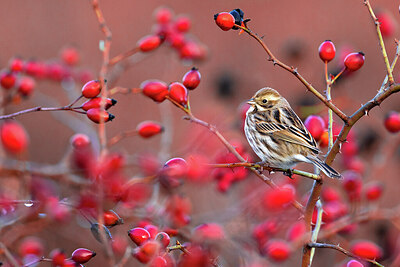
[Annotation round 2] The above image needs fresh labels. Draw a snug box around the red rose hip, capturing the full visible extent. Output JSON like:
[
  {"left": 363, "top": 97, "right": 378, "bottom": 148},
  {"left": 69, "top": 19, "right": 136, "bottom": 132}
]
[
  {"left": 138, "top": 35, "right": 162, "bottom": 52},
  {"left": 344, "top": 52, "right": 365, "bottom": 71},
  {"left": 128, "top": 227, "right": 151, "bottom": 246},
  {"left": 141, "top": 80, "right": 169, "bottom": 103},
  {"left": 168, "top": 82, "right": 188, "bottom": 106},
  {"left": 0, "top": 72, "right": 16, "bottom": 89},
  {"left": 384, "top": 111, "right": 400, "bottom": 133},
  {"left": 318, "top": 40, "right": 336, "bottom": 62},
  {"left": 71, "top": 248, "right": 96, "bottom": 264},
  {"left": 18, "top": 76, "right": 35, "bottom": 97},
  {"left": 137, "top": 121, "right": 164, "bottom": 138},
  {"left": 304, "top": 115, "right": 325, "bottom": 141},
  {"left": 214, "top": 12, "right": 235, "bottom": 31},
  {"left": 82, "top": 97, "right": 117, "bottom": 111},
  {"left": 264, "top": 239, "right": 291, "bottom": 262},
  {"left": 182, "top": 67, "right": 201, "bottom": 90},
  {"left": 86, "top": 108, "right": 115, "bottom": 123},
  {"left": 82, "top": 80, "right": 101, "bottom": 98},
  {"left": 1, "top": 121, "right": 29, "bottom": 154}
]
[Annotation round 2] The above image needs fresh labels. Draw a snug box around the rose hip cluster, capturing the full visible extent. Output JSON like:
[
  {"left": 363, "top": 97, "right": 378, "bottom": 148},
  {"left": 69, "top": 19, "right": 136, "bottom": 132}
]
[
  {"left": 136, "top": 6, "right": 206, "bottom": 61},
  {"left": 18, "top": 236, "right": 96, "bottom": 266},
  {"left": 140, "top": 67, "right": 201, "bottom": 107},
  {"left": 319, "top": 40, "right": 365, "bottom": 72},
  {"left": 1, "top": 46, "right": 93, "bottom": 103},
  {"left": 128, "top": 224, "right": 172, "bottom": 265}
]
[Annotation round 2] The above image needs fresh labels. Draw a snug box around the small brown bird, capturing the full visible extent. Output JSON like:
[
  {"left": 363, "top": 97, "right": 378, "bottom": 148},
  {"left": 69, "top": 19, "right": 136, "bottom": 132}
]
[{"left": 244, "top": 87, "right": 341, "bottom": 178}]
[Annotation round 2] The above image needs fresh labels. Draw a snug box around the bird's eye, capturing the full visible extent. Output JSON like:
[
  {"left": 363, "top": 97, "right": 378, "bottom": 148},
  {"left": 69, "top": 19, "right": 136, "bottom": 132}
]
[{"left": 262, "top": 99, "right": 268, "bottom": 104}]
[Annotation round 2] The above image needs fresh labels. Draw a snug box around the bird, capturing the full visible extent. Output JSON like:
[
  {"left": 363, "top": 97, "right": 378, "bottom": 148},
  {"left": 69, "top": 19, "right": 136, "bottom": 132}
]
[{"left": 244, "top": 87, "right": 341, "bottom": 179}]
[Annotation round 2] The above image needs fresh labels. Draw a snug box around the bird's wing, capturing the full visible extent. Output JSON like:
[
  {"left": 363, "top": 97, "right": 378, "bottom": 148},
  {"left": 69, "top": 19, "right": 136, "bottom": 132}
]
[{"left": 255, "top": 121, "right": 320, "bottom": 154}]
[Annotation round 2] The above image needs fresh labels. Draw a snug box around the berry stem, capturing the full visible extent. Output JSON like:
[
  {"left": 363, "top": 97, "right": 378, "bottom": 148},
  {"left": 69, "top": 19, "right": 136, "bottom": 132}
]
[
  {"left": 109, "top": 87, "right": 142, "bottom": 96},
  {"left": 107, "top": 129, "right": 138, "bottom": 147},
  {"left": 108, "top": 47, "right": 140, "bottom": 67},
  {"left": 66, "top": 94, "right": 83, "bottom": 108},
  {"left": 309, "top": 200, "right": 323, "bottom": 263},
  {"left": 364, "top": 0, "right": 394, "bottom": 85},
  {"left": 235, "top": 24, "right": 349, "bottom": 123},
  {"left": 0, "top": 105, "right": 86, "bottom": 120},
  {"left": 380, "top": 39, "right": 400, "bottom": 92},
  {"left": 308, "top": 242, "right": 384, "bottom": 267},
  {"left": 0, "top": 242, "right": 19, "bottom": 267}
]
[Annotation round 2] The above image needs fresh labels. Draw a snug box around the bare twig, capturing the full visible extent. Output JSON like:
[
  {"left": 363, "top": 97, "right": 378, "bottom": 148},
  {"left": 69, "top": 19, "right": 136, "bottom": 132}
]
[
  {"left": 108, "top": 47, "right": 140, "bottom": 67},
  {"left": 308, "top": 242, "right": 384, "bottom": 267},
  {"left": 364, "top": 0, "right": 394, "bottom": 85}
]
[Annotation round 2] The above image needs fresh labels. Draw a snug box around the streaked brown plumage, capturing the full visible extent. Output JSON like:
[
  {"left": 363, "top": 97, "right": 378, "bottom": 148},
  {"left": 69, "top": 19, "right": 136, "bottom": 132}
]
[{"left": 244, "top": 87, "right": 341, "bottom": 179}]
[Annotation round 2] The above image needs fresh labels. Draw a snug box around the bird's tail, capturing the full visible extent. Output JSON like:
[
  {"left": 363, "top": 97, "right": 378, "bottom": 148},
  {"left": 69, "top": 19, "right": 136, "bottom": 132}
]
[{"left": 306, "top": 156, "right": 341, "bottom": 179}]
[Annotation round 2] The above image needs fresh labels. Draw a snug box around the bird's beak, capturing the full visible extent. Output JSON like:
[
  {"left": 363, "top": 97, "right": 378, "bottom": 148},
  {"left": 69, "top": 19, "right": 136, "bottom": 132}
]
[{"left": 247, "top": 98, "right": 255, "bottom": 105}]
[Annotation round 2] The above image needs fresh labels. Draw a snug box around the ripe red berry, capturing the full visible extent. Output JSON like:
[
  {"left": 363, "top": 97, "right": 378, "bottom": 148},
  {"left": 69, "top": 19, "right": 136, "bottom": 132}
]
[
  {"left": 365, "top": 182, "right": 384, "bottom": 201},
  {"left": 70, "top": 133, "right": 91, "bottom": 149},
  {"left": 82, "top": 80, "right": 101, "bottom": 98},
  {"left": 318, "top": 40, "right": 336, "bottom": 62},
  {"left": 137, "top": 121, "right": 164, "bottom": 138},
  {"left": 132, "top": 241, "right": 160, "bottom": 264},
  {"left": 1, "top": 121, "right": 29, "bottom": 155},
  {"left": 154, "top": 7, "right": 173, "bottom": 24},
  {"left": 182, "top": 67, "right": 201, "bottom": 90},
  {"left": 347, "top": 260, "right": 364, "bottom": 267},
  {"left": 0, "top": 72, "right": 16, "bottom": 89},
  {"left": 168, "top": 82, "right": 188, "bottom": 106},
  {"left": 141, "top": 80, "right": 169, "bottom": 103},
  {"left": 264, "top": 240, "right": 291, "bottom": 262},
  {"left": 71, "top": 248, "right": 96, "bottom": 264},
  {"left": 377, "top": 12, "right": 394, "bottom": 38},
  {"left": 86, "top": 108, "right": 115, "bottom": 124},
  {"left": 384, "top": 111, "right": 400, "bottom": 133},
  {"left": 350, "top": 240, "right": 382, "bottom": 260},
  {"left": 304, "top": 115, "right": 325, "bottom": 141},
  {"left": 17, "top": 76, "right": 35, "bottom": 97},
  {"left": 61, "top": 46, "right": 80, "bottom": 66},
  {"left": 62, "top": 259, "right": 78, "bottom": 267},
  {"left": 214, "top": 12, "right": 235, "bottom": 31},
  {"left": 19, "top": 237, "right": 44, "bottom": 256},
  {"left": 9, "top": 57, "right": 24, "bottom": 72},
  {"left": 50, "top": 249, "right": 66, "bottom": 266},
  {"left": 155, "top": 232, "right": 171, "bottom": 248},
  {"left": 319, "top": 131, "right": 329, "bottom": 148},
  {"left": 128, "top": 227, "right": 151, "bottom": 246},
  {"left": 342, "top": 170, "right": 362, "bottom": 201},
  {"left": 138, "top": 35, "right": 162, "bottom": 52},
  {"left": 82, "top": 97, "right": 116, "bottom": 111},
  {"left": 263, "top": 185, "right": 296, "bottom": 211},
  {"left": 103, "top": 210, "right": 123, "bottom": 227},
  {"left": 149, "top": 256, "right": 168, "bottom": 267},
  {"left": 193, "top": 223, "right": 225, "bottom": 242},
  {"left": 344, "top": 52, "right": 365, "bottom": 71},
  {"left": 286, "top": 221, "right": 306, "bottom": 242},
  {"left": 175, "top": 16, "right": 191, "bottom": 32}
]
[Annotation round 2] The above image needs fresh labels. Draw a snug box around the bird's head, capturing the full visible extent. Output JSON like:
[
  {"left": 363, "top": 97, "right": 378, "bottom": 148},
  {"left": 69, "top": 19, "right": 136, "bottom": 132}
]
[{"left": 247, "top": 87, "right": 286, "bottom": 111}]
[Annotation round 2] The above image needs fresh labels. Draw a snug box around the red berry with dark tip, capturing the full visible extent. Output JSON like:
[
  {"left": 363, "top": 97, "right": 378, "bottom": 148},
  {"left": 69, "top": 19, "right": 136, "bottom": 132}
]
[
  {"left": 82, "top": 80, "right": 101, "bottom": 98},
  {"left": 182, "top": 67, "right": 201, "bottom": 90},
  {"left": 384, "top": 111, "right": 400, "bottom": 133},
  {"left": 82, "top": 97, "right": 116, "bottom": 111},
  {"left": 168, "top": 82, "right": 188, "bottom": 106},
  {"left": 71, "top": 248, "right": 96, "bottom": 264},
  {"left": 128, "top": 227, "right": 151, "bottom": 246},
  {"left": 18, "top": 76, "right": 35, "bottom": 97},
  {"left": 141, "top": 80, "right": 169, "bottom": 103},
  {"left": 344, "top": 52, "right": 365, "bottom": 71},
  {"left": 137, "top": 121, "right": 164, "bottom": 138},
  {"left": 318, "top": 40, "right": 336, "bottom": 62},
  {"left": 86, "top": 108, "right": 115, "bottom": 123},
  {"left": 103, "top": 210, "right": 123, "bottom": 227},
  {"left": 1, "top": 121, "right": 29, "bottom": 155},
  {"left": 138, "top": 35, "right": 162, "bottom": 52},
  {"left": 0, "top": 72, "right": 16, "bottom": 89},
  {"left": 214, "top": 12, "right": 235, "bottom": 31}
]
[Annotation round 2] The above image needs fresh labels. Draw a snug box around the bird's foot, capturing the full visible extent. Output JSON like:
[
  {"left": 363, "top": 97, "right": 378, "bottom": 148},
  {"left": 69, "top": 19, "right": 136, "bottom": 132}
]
[
  {"left": 255, "top": 161, "right": 264, "bottom": 173},
  {"left": 283, "top": 169, "right": 293, "bottom": 179}
]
